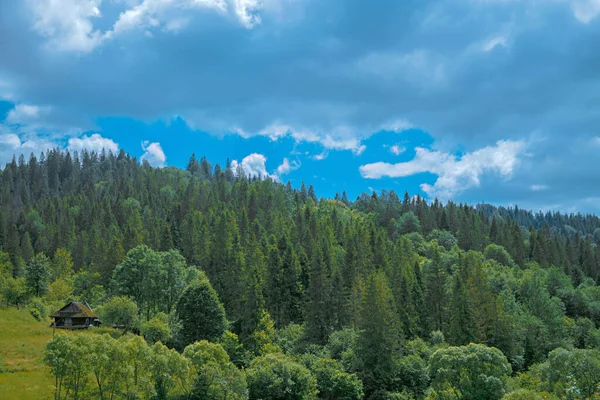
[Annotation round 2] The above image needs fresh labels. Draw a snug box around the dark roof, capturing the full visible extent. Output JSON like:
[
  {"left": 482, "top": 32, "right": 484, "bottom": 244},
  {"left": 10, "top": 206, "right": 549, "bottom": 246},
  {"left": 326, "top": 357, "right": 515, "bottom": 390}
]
[{"left": 50, "top": 301, "right": 98, "bottom": 318}]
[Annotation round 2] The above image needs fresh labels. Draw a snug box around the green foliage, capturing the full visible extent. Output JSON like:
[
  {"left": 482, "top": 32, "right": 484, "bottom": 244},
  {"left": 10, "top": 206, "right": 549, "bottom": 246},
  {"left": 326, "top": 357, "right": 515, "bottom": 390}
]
[
  {"left": 395, "top": 354, "right": 430, "bottom": 399},
  {"left": 484, "top": 244, "right": 515, "bottom": 267},
  {"left": 72, "top": 270, "right": 105, "bottom": 306},
  {"left": 46, "top": 278, "right": 74, "bottom": 304},
  {"left": 220, "top": 330, "right": 250, "bottom": 368},
  {"left": 539, "top": 347, "right": 600, "bottom": 399},
  {"left": 0, "top": 275, "right": 28, "bottom": 306},
  {"left": 112, "top": 246, "right": 193, "bottom": 318},
  {"left": 356, "top": 271, "right": 404, "bottom": 397},
  {"left": 501, "top": 389, "right": 557, "bottom": 400},
  {"left": 25, "top": 253, "right": 51, "bottom": 297},
  {"left": 428, "top": 343, "right": 512, "bottom": 400},
  {"left": 427, "top": 230, "right": 458, "bottom": 251},
  {"left": 191, "top": 361, "right": 248, "bottom": 400},
  {"left": 29, "top": 297, "right": 47, "bottom": 322},
  {"left": 309, "top": 358, "right": 364, "bottom": 400},
  {"left": 50, "top": 248, "right": 74, "bottom": 282},
  {"left": 247, "top": 353, "right": 318, "bottom": 400},
  {"left": 247, "top": 309, "right": 282, "bottom": 356},
  {"left": 98, "top": 296, "right": 139, "bottom": 330},
  {"left": 395, "top": 212, "right": 421, "bottom": 236},
  {"left": 9, "top": 150, "right": 600, "bottom": 400},
  {"left": 141, "top": 312, "right": 171, "bottom": 343},
  {"left": 44, "top": 333, "right": 90, "bottom": 400},
  {"left": 184, "top": 340, "right": 248, "bottom": 400},
  {"left": 326, "top": 328, "right": 358, "bottom": 361},
  {"left": 150, "top": 341, "right": 193, "bottom": 399},
  {"left": 176, "top": 276, "right": 227, "bottom": 346},
  {"left": 276, "top": 323, "right": 308, "bottom": 355},
  {"left": 183, "top": 340, "right": 231, "bottom": 367}
]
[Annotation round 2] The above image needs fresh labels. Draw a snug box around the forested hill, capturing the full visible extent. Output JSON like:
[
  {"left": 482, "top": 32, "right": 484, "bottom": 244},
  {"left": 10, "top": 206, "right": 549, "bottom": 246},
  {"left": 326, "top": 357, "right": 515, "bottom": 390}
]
[
  {"left": 476, "top": 203, "right": 600, "bottom": 238},
  {"left": 1, "top": 148, "right": 599, "bottom": 277},
  {"left": 3, "top": 148, "right": 600, "bottom": 399}
]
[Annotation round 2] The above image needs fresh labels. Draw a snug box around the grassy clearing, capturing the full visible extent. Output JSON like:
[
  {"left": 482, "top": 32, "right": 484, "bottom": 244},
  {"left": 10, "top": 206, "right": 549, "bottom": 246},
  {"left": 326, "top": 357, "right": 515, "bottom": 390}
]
[
  {"left": 0, "top": 307, "right": 54, "bottom": 400},
  {"left": 0, "top": 308, "right": 122, "bottom": 399}
]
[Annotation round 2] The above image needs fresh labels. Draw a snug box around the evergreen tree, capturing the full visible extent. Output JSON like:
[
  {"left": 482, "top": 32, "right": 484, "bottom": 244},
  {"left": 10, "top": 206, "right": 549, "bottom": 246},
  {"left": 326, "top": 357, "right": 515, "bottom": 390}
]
[
  {"left": 305, "top": 243, "right": 333, "bottom": 344},
  {"left": 356, "top": 271, "right": 403, "bottom": 397}
]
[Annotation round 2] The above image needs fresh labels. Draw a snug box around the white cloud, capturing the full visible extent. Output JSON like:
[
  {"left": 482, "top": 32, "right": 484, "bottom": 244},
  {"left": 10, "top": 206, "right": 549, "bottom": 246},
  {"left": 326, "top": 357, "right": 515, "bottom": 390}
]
[
  {"left": 572, "top": 0, "right": 600, "bottom": 23},
  {"left": 354, "top": 144, "right": 367, "bottom": 155},
  {"left": 387, "top": 144, "right": 405, "bottom": 156},
  {"left": 27, "top": 0, "right": 104, "bottom": 52},
  {"left": 360, "top": 140, "right": 526, "bottom": 200},
  {"left": 141, "top": 141, "right": 166, "bottom": 167},
  {"left": 0, "top": 131, "right": 119, "bottom": 168},
  {"left": 5, "top": 104, "right": 49, "bottom": 125},
  {"left": 25, "top": 0, "right": 260, "bottom": 53},
  {"left": 254, "top": 122, "right": 368, "bottom": 153},
  {"left": 164, "top": 17, "right": 191, "bottom": 32},
  {"left": 381, "top": 119, "right": 412, "bottom": 133},
  {"left": 231, "top": 153, "right": 272, "bottom": 179},
  {"left": 109, "top": 0, "right": 227, "bottom": 37},
  {"left": 4, "top": 103, "right": 86, "bottom": 134},
  {"left": 312, "top": 151, "right": 328, "bottom": 161},
  {"left": 234, "top": 0, "right": 262, "bottom": 28},
  {"left": 275, "top": 157, "right": 300, "bottom": 178},
  {"left": 482, "top": 35, "right": 508, "bottom": 52},
  {"left": 67, "top": 133, "right": 119, "bottom": 153},
  {"left": 0, "top": 133, "right": 57, "bottom": 167},
  {"left": 531, "top": 184, "right": 548, "bottom": 191}
]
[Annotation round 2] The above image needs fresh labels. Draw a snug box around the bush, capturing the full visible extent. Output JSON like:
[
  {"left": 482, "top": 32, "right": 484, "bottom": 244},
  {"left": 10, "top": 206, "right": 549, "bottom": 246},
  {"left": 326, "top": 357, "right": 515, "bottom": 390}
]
[
  {"left": 98, "top": 296, "right": 139, "bottom": 331},
  {"left": 141, "top": 312, "right": 171, "bottom": 343},
  {"left": 29, "top": 297, "right": 47, "bottom": 322}
]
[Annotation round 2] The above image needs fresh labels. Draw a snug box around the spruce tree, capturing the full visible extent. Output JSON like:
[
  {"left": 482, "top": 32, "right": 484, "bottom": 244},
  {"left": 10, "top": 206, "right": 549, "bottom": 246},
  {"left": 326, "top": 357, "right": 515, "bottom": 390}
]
[{"left": 356, "top": 271, "right": 403, "bottom": 396}]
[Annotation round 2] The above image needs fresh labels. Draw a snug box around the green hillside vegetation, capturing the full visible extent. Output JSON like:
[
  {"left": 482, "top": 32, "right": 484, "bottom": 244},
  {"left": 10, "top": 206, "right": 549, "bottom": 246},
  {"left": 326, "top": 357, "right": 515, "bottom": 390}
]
[
  {"left": 1, "top": 149, "right": 600, "bottom": 398},
  {"left": 0, "top": 307, "right": 54, "bottom": 399}
]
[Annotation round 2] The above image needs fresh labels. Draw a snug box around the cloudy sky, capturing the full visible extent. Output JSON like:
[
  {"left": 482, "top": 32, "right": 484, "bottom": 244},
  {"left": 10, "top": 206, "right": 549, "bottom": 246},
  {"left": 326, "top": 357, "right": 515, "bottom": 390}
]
[{"left": 1, "top": 0, "right": 600, "bottom": 212}]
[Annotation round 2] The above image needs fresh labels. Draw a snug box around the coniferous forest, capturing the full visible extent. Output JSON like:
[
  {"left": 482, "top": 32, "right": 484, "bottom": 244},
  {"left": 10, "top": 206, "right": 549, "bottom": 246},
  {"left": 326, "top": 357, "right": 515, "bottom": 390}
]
[{"left": 3, "top": 148, "right": 600, "bottom": 399}]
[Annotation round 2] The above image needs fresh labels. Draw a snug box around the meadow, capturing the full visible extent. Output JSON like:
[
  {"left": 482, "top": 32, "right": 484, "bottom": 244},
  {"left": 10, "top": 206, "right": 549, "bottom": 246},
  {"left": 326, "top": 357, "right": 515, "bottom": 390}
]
[{"left": 0, "top": 308, "right": 54, "bottom": 399}]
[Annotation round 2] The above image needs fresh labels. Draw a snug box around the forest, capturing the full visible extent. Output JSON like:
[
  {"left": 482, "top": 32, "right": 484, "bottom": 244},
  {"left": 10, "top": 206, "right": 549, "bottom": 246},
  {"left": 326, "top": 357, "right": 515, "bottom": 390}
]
[{"left": 2, "top": 148, "right": 600, "bottom": 399}]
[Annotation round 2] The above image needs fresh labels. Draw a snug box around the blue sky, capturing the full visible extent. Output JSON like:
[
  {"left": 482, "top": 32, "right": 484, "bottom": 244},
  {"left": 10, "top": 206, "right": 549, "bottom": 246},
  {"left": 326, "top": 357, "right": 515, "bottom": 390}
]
[{"left": 1, "top": 0, "right": 600, "bottom": 211}]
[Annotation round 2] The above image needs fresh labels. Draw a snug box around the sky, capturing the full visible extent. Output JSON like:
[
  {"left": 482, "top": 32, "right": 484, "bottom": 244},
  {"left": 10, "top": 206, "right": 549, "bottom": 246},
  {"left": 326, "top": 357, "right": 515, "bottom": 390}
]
[{"left": 1, "top": 0, "right": 600, "bottom": 212}]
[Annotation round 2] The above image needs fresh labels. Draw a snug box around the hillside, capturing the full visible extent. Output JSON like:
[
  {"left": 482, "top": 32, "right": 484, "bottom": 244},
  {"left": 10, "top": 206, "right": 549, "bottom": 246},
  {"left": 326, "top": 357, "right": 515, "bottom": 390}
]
[
  {"left": 0, "top": 308, "right": 53, "bottom": 400},
  {"left": 1, "top": 150, "right": 600, "bottom": 399}
]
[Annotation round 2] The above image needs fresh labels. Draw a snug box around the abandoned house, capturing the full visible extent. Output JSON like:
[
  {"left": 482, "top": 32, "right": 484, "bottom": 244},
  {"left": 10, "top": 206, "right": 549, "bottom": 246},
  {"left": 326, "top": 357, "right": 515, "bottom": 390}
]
[{"left": 50, "top": 301, "right": 102, "bottom": 329}]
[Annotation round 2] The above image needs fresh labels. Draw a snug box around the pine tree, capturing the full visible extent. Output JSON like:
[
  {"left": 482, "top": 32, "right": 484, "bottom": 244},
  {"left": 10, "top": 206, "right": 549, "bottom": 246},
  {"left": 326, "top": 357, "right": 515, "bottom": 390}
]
[
  {"left": 423, "top": 242, "right": 448, "bottom": 333},
  {"left": 240, "top": 239, "right": 267, "bottom": 343},
  {"left": 20, "top": 232, "right": 34, "bottom": 264},
  {"left": 356, "top": 271, "right": 403, "bottom": 396},
  {"left": 305, "top": 243, "right": 332, "bottom": 344},
  {"left": 448, "top": 265, "right": 476, "bottom": 345}
]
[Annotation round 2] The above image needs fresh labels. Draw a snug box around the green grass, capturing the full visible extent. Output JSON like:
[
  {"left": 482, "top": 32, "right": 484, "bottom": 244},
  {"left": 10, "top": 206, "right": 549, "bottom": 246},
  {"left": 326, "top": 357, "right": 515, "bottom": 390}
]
[
  {"left": 0, "top": 308, "right": 54, "bottom": 400},
  {"left": 0, "top": 308, "right": 123, "bottom": 399}
]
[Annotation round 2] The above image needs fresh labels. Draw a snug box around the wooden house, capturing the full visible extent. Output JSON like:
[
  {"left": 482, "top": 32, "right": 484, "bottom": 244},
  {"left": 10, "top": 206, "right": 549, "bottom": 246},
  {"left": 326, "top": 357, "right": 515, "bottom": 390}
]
[{"left": 50, "top": 301, "right": 101, "bottom": 329}]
